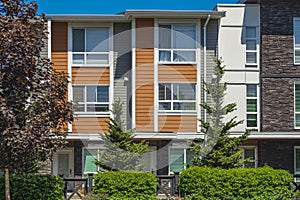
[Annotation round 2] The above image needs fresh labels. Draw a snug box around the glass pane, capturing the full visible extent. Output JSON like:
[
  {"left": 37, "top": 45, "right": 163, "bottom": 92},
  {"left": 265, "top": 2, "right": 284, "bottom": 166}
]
[
  {"left": 97, "top": 86, "right": 109, "bottom": 102},
  {"left": 173, "top": 102, "right": 195, "bottom": 110},
  {"left": 86, "top": 28, "right": 109, "bottom": 52},
  {"left": 296, "top": 148, "right": 300, "bottom": 172},
  {"left": 73, "top": 86, "right": 84, "bottom": 102},
  {"left": 295, "top": 50, "right": 300, "bottom": 63},
  {"left": 159, "top": 102, "right": 171, "bottom": 110},
  {"left": 246, "top": 52, "right": 257, "bottom": 63},
  {"left": 247, "top": 114, "right": 257, "bottom": 127},
  {"left": 173, "top": 83, "right": 195, "bottom": 100},
  {"left": 244, "top": 161, "right": 255, "bottom": 168},
  {"left": 247, "top": 99, "right": 257, "bottom": 112},
  {"left": 87, "top": 86, "right": 97, "bottom": 102},
  {"left": 296, "top": 84, "right": 300, "bottom": 112},
  {"left": 159, "top": 25, "right": 171, "bottom": 49},
  {"left": 72, "top": 29, "right": 85, "bottom": 52},
  {"left": 244, "top": 149, "right": 255, "bottom": 160},
  {"left": 74, "top": 104, "right": 85, "bottom": 112},
  {"left": 186, "top": 149, "right": 194, "bottom": 167},
  {"left": 73, "top": 54, "right": 84, "bottom": 65},
  {"left": 246, "top": 40, "right": 256, "bottom": 50},
  {"left": 84, "top": 149, "right": 98, "bottom": 173},
  {"left": 173, "top": 25, "right": 196, "bottom": 49},
  {"left": 294, "top": 20, "right": 300, "bottom": 48},
  {"left": 246, "top": 85, "right": 257, "bottom": 97},
  {"left": 170, "top": 148, "right": 184, "bottom": 173},
  {"left": 58, "top": 154, "right": 69, "bottom": 176},
  {"left": 173, "top": 51, "right": 196, "bottom": 62},
  {"left": 86, "top": 54, "right": 109, "bottom": 65},
  {"left": 296, "top": 114, "right": 300, "bottom": 127},
  {"left": 87, "top": 104, "right": 109, "bottom": 112},
  {"left": 159, "top": 84, "right": 165, "bottom": 100},
  {"left": 246, "top": 27, "right": 256, "bottom": 38},
  {"left": 159, "top": 50, "right": 171, "bottom": 62}
]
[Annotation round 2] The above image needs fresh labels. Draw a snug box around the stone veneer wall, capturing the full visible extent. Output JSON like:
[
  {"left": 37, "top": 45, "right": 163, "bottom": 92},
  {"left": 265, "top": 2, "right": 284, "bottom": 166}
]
[{"left": 260, "top": 0, "right": 300, "bottom": 132}]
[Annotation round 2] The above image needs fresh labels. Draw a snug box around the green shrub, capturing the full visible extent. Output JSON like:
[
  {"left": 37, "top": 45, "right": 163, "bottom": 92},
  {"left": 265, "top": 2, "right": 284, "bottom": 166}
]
[
  {"left": 93, "top": 171, "right": 157, "bottom": 200},
  {"left": 179, "top": 166, "right": 293, "bottom": 200},
  {"left": 0, "top": 174, "right": 63, "bottom": 200}
]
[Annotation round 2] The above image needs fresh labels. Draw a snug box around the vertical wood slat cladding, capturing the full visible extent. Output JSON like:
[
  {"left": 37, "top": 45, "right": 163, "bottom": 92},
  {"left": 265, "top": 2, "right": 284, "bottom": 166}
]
[
  {"left": 135, "top": 18, "right": 155, "bottom": 132},
  {"left": 72, "top": 117, "right": 109, "bottom": 134},
  {"left": 158, "top": 65, "right": 197, "bottom": 82},
  {"left": 51, "top": 22, "right": 68, "bottom": 73},
  {"left": 72, "top": 67, "right": 110, "bottom": 84},
  {"left": 158, "top": 115, "right": 197, "bottom": 132}
]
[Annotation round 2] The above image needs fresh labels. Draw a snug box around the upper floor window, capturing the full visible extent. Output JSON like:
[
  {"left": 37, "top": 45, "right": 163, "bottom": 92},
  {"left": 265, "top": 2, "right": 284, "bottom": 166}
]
[
  {"left": 159, "top": 83, "right": 196, "bottom": 111},
  {"left": 159, "top": 24, "right": 196, "bottom": 63},
  {"left": 72, "top": 28, "right": 109, "bottom": 66},
  {"left": 246, "top": 84, "right": 258, "bottom": 129},
  {"left": 295, "top": 83, "right": 300, "bottom": 128},
  {"left": 294, "top": 19, "right": 300, "bottom": 64},
  {"left": 73, "top": 85, "right": 109, "bottom": 114},
  {"left": 245, "top": 27, "right": 258, "bottom": 67}
]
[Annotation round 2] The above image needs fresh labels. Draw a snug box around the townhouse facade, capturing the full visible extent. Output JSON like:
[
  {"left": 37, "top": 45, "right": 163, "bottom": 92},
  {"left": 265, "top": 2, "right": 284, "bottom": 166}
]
[{"left": 45, "top": 0, "right": 300, "bottom": 178}]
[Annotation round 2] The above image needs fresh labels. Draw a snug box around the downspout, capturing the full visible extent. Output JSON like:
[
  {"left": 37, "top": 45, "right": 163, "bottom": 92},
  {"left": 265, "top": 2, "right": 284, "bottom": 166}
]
[{"left": 203, "top": 15, "right": 211, "bottom": 123}]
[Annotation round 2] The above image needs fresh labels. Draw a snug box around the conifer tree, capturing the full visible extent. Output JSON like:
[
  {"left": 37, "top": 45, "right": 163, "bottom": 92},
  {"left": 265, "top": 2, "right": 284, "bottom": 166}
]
[
  {"left": 191, "top": 59, "right": 249, "bottom": 169},
  {"left": 95, "top": 99, "right": 148, "bottom": 171}
]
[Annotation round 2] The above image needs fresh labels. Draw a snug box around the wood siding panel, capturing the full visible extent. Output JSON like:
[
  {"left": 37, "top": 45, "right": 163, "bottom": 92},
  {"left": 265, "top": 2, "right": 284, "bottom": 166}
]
[
  {"left": 51, "top": 22, "right": 68, "bottom": 74},
  {"left": 158, "top": 65, "right": 197, "bottom": 82},
  {"left": 72, "top": 117, "right": 109, "bottom": 134},
  {"left": 136, "top": 18, "right": 154, "bottom": 49},
  {"left": 72, "top": 67, "right": 110, "bottom": 84},
  {"left": 158, "top": 115, "right": 197, "bottom": 133}
]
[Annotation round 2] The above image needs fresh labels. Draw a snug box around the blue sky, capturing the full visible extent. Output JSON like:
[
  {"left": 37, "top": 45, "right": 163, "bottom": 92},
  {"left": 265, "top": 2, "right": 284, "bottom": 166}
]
[{"left": 36, "top": 0, "right": 238, "bottom": 14}]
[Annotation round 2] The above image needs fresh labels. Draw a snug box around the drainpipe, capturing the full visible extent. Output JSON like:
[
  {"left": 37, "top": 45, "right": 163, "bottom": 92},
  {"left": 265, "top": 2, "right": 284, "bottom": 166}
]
[{"left": 203, "top": 15, "right": 211, "bottom": 123}]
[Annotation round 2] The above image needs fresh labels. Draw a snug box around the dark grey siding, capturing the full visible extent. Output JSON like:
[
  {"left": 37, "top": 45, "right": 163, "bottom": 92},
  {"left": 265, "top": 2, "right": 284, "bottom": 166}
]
[{"left": 113, "top": 23, "right": 132, "bottom": 129}]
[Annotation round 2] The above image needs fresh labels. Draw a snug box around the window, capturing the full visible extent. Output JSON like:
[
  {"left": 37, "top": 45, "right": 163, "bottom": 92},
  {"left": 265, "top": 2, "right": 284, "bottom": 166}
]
[
  {"left": 72, "top": 28, "right": 109, "bottom": 65},
  {"left": 159, "top": 24, "right": 196, "bottom": 63},
  {"left": 73, "top": 85, "right": 109, "bottom": 114},
  {"left": 246, "top": 84, "right": 258, "bottom": 128},
  {"left": 241, "top": 147, "right": 257, "bottom": 168},
  {"left": 245, "top": 27, "right": 258, "bottom": 66},
  {"left": 295, "top": 83, "right": 300, "bottom": 128},
  {"left": 83, "top": 149, "right": 98, "bottom": 175},
  {"left": 295, "top": 147, "right": 300, "bottom": 175},
  {"left": 169, "top": 147, "right": 194, "bottom": 173},
  {"left": 159, "top": 83, "right": 196, "bottom": 111},
  {"left": 294, "top": 19, "right": 300, "bottom": 64}
]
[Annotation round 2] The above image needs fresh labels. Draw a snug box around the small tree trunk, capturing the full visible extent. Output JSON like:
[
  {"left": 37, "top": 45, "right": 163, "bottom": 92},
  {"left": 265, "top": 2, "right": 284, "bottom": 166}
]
[{"left": 5, "top": 168, "right": 10, "bottom": 200}]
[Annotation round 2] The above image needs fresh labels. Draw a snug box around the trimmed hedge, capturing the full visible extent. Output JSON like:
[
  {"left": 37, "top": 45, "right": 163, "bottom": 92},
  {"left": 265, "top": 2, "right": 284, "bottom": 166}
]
[
  {"left": 93, "top": 171, "right": 157, "bottom": 200},
  {"left": 179, "top": 166, "right": 293, "bottom": 200},
  {"left": 0, "top": 174, "right": 63, "bottom": 200}
]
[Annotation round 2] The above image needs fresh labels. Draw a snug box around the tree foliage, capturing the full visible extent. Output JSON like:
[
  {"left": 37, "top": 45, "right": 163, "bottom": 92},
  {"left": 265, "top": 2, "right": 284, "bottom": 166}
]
[
  {"left": 190, "top": 59, "right": 249, "bottom": 169},
  {"left": 95, "top": 99, "right": 148, "bottom": 171},
  {"left": 0, "top": 0, "right": 73, "bottom": 173}
]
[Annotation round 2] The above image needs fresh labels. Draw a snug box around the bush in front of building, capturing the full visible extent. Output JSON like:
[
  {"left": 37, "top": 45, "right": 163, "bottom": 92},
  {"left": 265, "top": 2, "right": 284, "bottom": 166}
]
[
  {"left": 0, "top": 174, "right": 63, "bottom": 200},
  {"left": 179, "top": 166, "right": 293, "bottom": 200},
  {"left": 93, "top": 171, "right": 157, "bottom": 200}
]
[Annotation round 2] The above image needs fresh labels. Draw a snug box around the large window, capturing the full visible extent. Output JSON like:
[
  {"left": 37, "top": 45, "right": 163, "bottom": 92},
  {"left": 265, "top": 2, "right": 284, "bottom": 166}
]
[
  {"left": 245, "top": 27, "right": 258, "bottom": 67},
  {"left": 73, "top": 85, "right": 109, "bottom": 114},
  {"left": 241, "top": 147, "right": 257, "bottom": 168},
  {"left": 159, "top": 83, "right": 196, "bottom": 111},
  {"left": 294, "top": 19, "right": 300, "bottom": 64},
  {"left": 169, "top": 147, "right": 193, "bottom": 173},
  {"left": 295, "top": 83, "right": 300, "bottom": 128},
  {"left": 246, "top": 84, "right": 258, "bottom": 128},
  {"left": 72, "top": 28, "right": 109, "bottom": 65},
  {"left": 159, "top": 24, "right": 196, "bottom": 63}
]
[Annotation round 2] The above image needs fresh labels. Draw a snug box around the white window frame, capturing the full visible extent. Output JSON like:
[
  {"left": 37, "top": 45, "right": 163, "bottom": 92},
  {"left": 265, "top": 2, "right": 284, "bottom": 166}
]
[
  {"left": 158, "top": 24, "right": 197, "bottom": 64},
  {"left": 168, "top": 146, "right": 193, "bottom": 175},
  {"left": 246, "top": 84, "right": 259, "bottom": 129},
  {"left": 294, "top": 18, "right": 300, "bottom": 65},
  {"left": 73, "top": 84, "right": 110, "bottom": 116},
  {"left": 295, "top": 82, "right": 300, "bottom": 129},
  {"left": 240, "top": 146, "right": 258, "bottom": 168},
  {"left": 70, "top": 23, "right": 113, "bottom": 67},
  {"left": 158, "top": 82, "right": 196, "bottom": 112},
  {"left": 245, "top": 27, "right": 259, "bottom": 67}
]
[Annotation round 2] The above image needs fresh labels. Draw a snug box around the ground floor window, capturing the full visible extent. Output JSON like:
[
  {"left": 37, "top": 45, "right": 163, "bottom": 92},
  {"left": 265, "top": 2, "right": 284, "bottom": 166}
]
[
  {"left": 169, "top": 147, "right": 194, "bottom": 174},
  {"left": 295, "top": 147, "right": 300, "bottom": 174},
  {"left": 241, "top": 146, "right": 257, "bottom": 168},
  {"left": 83, "top": 149, "right": 98, "bottom": 175}
]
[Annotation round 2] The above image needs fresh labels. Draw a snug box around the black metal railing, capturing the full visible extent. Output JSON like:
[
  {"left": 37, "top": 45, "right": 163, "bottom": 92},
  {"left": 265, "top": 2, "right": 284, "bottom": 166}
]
[{"left": 156, "top": 172, "right": 180, "bottom": 197}]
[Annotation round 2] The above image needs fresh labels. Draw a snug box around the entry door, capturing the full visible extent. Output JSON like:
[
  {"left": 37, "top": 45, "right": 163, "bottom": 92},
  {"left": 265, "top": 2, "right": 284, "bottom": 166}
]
[{"left": 53, "top": 149, "right": 74, "bottom": 178}]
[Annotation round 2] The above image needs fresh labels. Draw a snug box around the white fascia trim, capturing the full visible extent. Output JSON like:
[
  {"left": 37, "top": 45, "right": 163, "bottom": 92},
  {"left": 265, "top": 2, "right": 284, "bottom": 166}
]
[
  {"left": 67, "top": 23, "right": 73, "bottom": 132},
  {"left": 134, "top": 132, "right": 204, "bottom": 140},
  {"left": 154, "top": 19, "right": 159, "bottom": 132},
  {"left": 231, "top": 132, "right": 300, "bottom": 139},
  {"left": 109, "top": 23, "right": 114, "bottom": 119},
  {"left": 47, "top": 19, "right": 52, "bottom": 60},
  {"left": 132, "top": 19, "right": 136, "bottom": 129},
  {"left": 196, "top": 19, "right": 201, "bottom": 133},
  {"left": 66, "top": 134, "right": 103, "bottom": 141}
]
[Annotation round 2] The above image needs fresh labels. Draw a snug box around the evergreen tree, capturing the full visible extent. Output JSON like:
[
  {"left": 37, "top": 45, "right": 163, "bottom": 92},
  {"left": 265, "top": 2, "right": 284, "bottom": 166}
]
[
  {"left": 191, "top": 59, "right": 249, "bottom": 169},
  {"left": 95, "top": 99, "right": 148, "bottom": 171}
]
